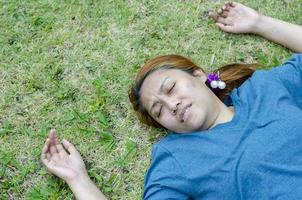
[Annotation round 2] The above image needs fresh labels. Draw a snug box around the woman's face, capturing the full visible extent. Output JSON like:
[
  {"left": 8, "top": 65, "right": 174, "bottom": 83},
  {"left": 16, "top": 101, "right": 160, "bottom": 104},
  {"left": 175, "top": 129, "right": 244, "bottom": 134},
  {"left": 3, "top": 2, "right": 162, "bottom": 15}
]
[{"left": 140, "top": 68, "right": 221, "bottom": 133}]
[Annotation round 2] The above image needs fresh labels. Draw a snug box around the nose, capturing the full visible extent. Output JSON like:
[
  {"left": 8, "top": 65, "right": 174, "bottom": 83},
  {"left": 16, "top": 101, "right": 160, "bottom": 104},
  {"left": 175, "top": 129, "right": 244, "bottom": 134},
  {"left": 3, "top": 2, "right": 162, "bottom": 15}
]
[{"left": 166, "top": 99, "right": 181, "bottom": 115}]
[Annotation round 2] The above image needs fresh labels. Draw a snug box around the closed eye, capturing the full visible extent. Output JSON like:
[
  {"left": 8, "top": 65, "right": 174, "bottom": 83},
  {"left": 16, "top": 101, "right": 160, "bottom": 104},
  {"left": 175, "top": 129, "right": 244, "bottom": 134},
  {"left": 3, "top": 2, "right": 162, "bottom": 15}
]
[
  {"left": 168, "top": 82, "right": 176, "bottom": 93},
  {"left": 158, "top": 105, "right": 162, "bottom": 118}
]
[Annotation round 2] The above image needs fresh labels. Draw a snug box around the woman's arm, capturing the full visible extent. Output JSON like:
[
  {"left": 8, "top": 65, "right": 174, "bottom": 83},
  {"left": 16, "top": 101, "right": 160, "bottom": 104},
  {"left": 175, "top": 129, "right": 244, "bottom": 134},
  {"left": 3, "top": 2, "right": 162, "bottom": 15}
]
[
  {"left": 67, "top": 174, "right": 108, "bottom": 200},
  {"left": 41, "top": 129, "right": 107, "bottom": 200},
  {"left": 210, "top": 1, "right": 302, "bottom": 52},
  {"left": 253, "top": 15, "right": 302, "bottom": 52}
]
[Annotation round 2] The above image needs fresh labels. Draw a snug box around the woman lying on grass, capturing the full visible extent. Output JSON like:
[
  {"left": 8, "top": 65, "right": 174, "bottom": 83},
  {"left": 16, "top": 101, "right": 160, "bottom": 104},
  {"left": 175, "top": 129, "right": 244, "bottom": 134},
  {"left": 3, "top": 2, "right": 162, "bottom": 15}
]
[{"left": 41, "top": 2, "right": 302, "bottom": 199}]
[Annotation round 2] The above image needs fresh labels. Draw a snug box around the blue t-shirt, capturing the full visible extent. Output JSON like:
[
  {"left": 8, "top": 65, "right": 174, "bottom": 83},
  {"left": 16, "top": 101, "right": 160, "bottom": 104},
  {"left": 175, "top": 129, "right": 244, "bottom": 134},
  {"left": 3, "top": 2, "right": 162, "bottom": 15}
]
[{"left": 143, "top": 54, "right": 302, "bottom": 200}]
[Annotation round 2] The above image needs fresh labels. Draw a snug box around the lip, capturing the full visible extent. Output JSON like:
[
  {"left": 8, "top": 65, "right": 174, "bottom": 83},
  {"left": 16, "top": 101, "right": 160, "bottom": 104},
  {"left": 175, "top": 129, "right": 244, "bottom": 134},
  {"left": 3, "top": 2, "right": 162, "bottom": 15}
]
[{"left": 179, "top": 103, "right": 192, "bottom": 122}]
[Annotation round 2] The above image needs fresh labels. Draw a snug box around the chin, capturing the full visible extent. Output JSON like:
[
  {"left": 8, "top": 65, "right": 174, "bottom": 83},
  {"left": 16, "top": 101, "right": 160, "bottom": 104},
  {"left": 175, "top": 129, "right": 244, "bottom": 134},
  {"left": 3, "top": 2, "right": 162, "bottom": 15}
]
[{"left": 190, "top": 115, "right": 206, "bottom": 131}]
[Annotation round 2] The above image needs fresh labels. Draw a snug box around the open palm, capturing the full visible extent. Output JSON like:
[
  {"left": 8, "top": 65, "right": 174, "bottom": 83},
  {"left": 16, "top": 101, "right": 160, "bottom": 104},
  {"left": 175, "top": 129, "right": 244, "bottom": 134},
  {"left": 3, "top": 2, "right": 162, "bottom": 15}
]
[{"left": 41, "top": 129, "right": 87, "bottom": 182}]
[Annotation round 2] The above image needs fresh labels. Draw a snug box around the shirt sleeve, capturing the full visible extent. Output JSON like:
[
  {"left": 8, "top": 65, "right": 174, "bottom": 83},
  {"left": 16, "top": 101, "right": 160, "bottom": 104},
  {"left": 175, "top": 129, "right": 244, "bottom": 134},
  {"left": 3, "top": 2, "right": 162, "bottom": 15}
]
[
  {"left": 142, "top": 144, "right": 192, "bottom": 200},
  {"left": 269, "top": 53, "right": 302, "bottom": 108}
]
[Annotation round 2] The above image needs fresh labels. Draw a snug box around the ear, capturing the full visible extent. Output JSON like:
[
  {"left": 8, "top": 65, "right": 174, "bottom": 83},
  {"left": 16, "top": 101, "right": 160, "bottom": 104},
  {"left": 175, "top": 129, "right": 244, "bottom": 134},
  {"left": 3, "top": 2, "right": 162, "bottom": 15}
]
[{"left": 193, "top": 69, "right": 207, "bottom": 83}]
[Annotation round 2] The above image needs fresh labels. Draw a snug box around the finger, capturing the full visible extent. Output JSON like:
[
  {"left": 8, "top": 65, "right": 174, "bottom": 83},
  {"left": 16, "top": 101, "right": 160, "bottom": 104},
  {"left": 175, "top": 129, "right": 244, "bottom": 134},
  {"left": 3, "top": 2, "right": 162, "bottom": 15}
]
[
  {"left": 62, "top": 139, "right": 80, "bottom": 156},
  {"left": 229, "top": 1, "right": 237, "bottom": 7},
  {"left": 56, "top": 144, "right": 68, "bottom": 157},
  {"left": 42, "top": 156, "right": 50, "bottom": 167},
  {"left": 216, "top": 17, "right": 231, "bottom": 25},
  {"left": 48, "top": 128, "right": 56, "bottom": 138},
  {"left": 209, "top": 12, "right": 219, "bottom": 21},
  {"left": 41, "top": 138, "right": 51, "bottom": 163},
  {"left": 224, "top": 2, "right": 230, "bottom": 7},
  {"left": 41, "top": 151, "right": 48, "bottom": 163},
  {"left": 42, "top": 138, "right": 50, "bottom": 154},
  {"left": 217, "top": 8, "right": 223, "bottom": 14},
  {"left": 223, "top": 2, "right": 233, "bottom": 11},
  {"left": 48, "top": 129, "right": 58, "bottom": 145},
  {"left": 220, "top": 10, "right": 229, "bottom": 18},
  {"left": 216, "top": 23, "right": 234, "bottom": 33},
  {"left": 42, "top": 152, "right": 51, "bottom": 166},
  {"left": 46, "top": 152, "right": 51, "bottom": 160},
  {"left": 50, "top": 145, "right": 58, "bottom": 154}
]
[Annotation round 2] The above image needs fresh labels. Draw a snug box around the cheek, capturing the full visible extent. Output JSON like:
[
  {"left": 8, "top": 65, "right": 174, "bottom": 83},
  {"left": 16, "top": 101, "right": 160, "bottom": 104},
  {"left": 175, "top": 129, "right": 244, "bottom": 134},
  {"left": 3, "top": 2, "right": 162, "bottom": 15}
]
[
  {"left": 180, "top": 80, "right": 198, "bottom": 97},
  {"left": 158, "top": 113, "right": 179, "bottom": 128},
  {"left": 177, "top": 83, "right": 199, "bottom": 101},
  {"left": 175, "top": 81, "right": 190, "bottom": 96}
]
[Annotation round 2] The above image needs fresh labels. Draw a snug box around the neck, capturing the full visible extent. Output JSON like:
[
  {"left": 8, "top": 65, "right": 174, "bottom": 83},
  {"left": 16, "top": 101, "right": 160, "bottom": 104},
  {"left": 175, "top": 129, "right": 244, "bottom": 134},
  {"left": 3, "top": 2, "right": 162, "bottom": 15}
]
[{"left": 208, "top": 103, "right": 235, "bottom": 130}]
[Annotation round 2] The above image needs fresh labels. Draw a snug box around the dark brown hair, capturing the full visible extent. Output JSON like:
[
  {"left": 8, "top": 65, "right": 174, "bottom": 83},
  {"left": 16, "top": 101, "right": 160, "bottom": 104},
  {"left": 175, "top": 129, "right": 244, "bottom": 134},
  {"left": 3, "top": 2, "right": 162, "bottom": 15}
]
[{"left": 128, "top": 54, "right": 261, "bottom": 129}]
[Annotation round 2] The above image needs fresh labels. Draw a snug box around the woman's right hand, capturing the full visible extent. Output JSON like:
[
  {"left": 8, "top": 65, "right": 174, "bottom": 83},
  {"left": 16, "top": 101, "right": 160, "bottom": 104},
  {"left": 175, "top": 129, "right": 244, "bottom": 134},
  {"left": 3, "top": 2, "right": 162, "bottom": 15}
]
[
  {"left": 41, "top": 129, "right": 88, "bottom": 184},
  {"left": 42, "top": 129, "right": 108, "bottom": 200}
]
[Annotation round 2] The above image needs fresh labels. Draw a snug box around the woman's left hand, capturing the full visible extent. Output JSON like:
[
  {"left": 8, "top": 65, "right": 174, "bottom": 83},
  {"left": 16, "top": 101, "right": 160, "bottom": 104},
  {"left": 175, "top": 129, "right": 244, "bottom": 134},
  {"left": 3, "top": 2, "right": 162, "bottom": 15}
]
[{"left": 209, "top": 1, "right": 261, "bottom": 34}]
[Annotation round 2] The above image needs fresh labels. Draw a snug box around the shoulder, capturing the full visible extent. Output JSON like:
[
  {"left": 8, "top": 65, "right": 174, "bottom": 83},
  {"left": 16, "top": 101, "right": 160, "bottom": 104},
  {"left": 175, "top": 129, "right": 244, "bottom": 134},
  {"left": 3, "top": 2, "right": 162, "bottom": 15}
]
[
  {"left": 234, "top": 54, "right": 302, "bottom": 109},
  {"left": 149, "top": 134, "right": 183, "bottom": 164},
  {"left": 265, "top": 53, "right": 302, "bottom": 84},
  {"left": 248, "top": 53, "right": 302, "bottom": 78},
  {"left": 146, "top": 133, "right": 199, "bottom": 181},
  {"left": 234, "top": 68, "right": 276, "bottom": 97},
  {"left": 149, "top": 134, "right": 182, "bottom": 166},
  {"left": 143, "top": 136, "right": 192, "bottom": 198}
]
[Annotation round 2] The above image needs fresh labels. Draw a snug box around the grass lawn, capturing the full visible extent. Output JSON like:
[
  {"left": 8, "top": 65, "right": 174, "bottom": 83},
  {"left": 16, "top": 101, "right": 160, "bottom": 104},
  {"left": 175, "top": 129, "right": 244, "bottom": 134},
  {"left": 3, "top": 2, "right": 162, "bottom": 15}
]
[{"left": 0, "top": 0, "right": 301, "bottom": 199}]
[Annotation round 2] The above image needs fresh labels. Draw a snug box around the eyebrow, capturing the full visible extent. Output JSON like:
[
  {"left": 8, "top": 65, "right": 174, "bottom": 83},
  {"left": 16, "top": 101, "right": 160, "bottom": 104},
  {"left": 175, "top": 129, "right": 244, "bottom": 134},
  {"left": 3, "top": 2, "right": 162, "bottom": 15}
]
[{"left": 149, "top": 77, "right": 169, "bottom": 115}]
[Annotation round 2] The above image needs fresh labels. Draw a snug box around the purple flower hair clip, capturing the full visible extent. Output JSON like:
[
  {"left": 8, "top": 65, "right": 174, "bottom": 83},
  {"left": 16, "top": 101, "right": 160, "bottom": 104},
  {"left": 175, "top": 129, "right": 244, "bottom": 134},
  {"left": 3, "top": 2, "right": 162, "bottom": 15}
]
[{"left": 206, "top": 71, "right": 226, "bottom": 92}]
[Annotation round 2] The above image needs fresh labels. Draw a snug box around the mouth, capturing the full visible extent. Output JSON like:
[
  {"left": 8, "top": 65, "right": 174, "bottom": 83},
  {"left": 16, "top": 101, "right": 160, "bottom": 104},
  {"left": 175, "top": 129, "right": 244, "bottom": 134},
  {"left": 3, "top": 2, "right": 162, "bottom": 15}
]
[{"left": 179, "top": 103, "right": 192, "bottom": 122}]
